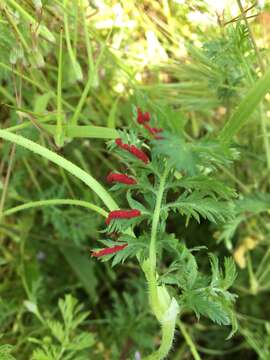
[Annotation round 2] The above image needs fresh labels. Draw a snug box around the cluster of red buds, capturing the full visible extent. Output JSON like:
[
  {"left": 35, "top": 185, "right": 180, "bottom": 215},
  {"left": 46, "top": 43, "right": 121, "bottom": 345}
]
[
  {"left": 115, "top": 138, "right": 149, "bottom": 164},
  {"left": 91, "top": 107, "right": 162, "bottom": 258},
  {"left": 136, "top": 107, "right": 163, "bottom": 139},
  {"left": 92, "top": 133, "right": 146, "bottom": 257}
]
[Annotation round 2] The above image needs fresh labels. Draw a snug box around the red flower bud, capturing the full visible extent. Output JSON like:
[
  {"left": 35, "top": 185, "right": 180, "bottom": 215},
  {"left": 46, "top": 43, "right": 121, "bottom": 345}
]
[
  {"left": 129, "top": 145, "right": 149, "bottom": 163},
  {"left": 137, "top": 108, "right": 145, "bottom": 124},
  {"left": 143, "top": 112, "right": 151, "bottom": 122},
  {"left": 137, "top": 108, "right": 151, "bottom": 124},
  {"left": 115, "top": 138, "right": 129, "bottom": 150},
  {"left": 115, "top": 138, "right": 149, "bottom": 164},
  {"left": 115, "top": 138, "right": 122, "bottom": 146},
  {"left": 143, "top": 123, "right": 164, "bottom": 138},
  {"left": 107, "top": 172, "right": 137, "bottom": 185},
  {"left": 106, "top": 209, "right": 141, "bottom": 225},
  {"left": 91, "top": 244, "right": 128, "bottom": 257},
  {"left": 151, "top": 127, "right": 163, "bottom": 134}
]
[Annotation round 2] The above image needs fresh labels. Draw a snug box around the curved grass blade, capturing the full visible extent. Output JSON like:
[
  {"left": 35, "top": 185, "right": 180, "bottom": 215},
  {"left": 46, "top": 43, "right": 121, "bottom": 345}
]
[
  {"left": 218, "top": 67, "right": 270, "bottom": 144},
  {"left": 0, "top": 130, "right": 118, "bottom": 211}
]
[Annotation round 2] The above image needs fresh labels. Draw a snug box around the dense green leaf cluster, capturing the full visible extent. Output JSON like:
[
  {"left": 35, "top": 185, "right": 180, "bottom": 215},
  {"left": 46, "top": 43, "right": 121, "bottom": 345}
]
[{"left": 94, "top": 124, "right": 237, "bottom": 338}]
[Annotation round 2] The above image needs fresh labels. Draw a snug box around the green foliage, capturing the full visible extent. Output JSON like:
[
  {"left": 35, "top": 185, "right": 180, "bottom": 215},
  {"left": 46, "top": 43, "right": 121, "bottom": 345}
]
[
  {"left": 168, "top": 191, "right": 234, "bottom": 224},
  {"left": 152, "top": 132, "right": 238, "bottom": 175},
  {"left": 158, "top": 241, "right": 237, "bottom": 331},
  {"left": 219, "top": 192, "right": 270, "bottom": 247},
  {"left": 0, "top": 1, "right": 269, "bottom": 359},
  {"left": 103, "top": 290, "right": 157, "bottom": 358},
  {"left": 203, "top": 23, "right": 251, "bottom": 100},
  {"left": 94, "top": 123, "right": 238, "bottom": 355},
  {"left": 241, "top": 323, "right": 270, "bottom": 360},
  {"left": 42, "top": 206, "right": 98, "bottom": 245},
  {"left": 30, "top": 295, "right": 95, "bottom": 360},
  {"left": 180, "top": 254, "right": 237, "bottom": 331},
  {"left": 0, "top": 345, "right": 16, "bottom": 360},
  {"left": 176, "top": 175, "right": 236, "bottom": 200}
]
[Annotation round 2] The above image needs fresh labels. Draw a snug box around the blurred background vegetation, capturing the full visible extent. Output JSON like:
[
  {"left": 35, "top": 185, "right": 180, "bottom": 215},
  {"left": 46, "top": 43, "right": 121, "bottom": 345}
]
[{"left": 1, "top": 0, "right": 270, "bottom": 359}]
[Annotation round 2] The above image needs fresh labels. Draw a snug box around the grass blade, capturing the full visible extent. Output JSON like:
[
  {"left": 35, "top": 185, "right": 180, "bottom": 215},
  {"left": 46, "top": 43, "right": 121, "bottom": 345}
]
[
  {"left": 218, "top": 67, "right": 270, "bottom": 144},
  {"left": 44, "top": 125, "right": 119, "bottom": 139}
]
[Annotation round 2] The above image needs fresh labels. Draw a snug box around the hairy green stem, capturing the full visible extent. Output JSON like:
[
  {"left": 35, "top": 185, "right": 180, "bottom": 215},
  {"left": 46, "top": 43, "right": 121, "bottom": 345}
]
[
  {"left": 149, "top": 166, "right": 169, "bottom": 272},
  {"left": 143, "top": 166, "right": 179, "bottom": 360},
  {"left": 148, "top": 166, "right": 169, "bottom": 320},
  {"left": 145, "top": 314, "right": 178, "bottom": 360}
]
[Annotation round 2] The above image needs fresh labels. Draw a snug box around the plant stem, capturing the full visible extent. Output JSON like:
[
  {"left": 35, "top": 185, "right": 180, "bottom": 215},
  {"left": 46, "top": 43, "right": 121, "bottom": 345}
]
[
  {"left": 143, "top": 166, "right": 179, "bottom": 360},
  {"left": 149, "top": 166, "right": 169, "bottom": 271},
  {"left": 63, "top": 0, "right": 82, "bottom": 81},
  {"left": 70, "top": 0, "right": 95, "bottom": 126},
  {"left": 56, "top": 28, "right": 64, "bottom": 146},
  {"left": 0, "top": 130, "right": 118, "bottom": 211},
  {"left": 148, "top": 166, "right": 169, "bottom": 320},
  {"left": 259, "top": 104, "right": 270, "bottom": 171},
  {"left": 256, "top": 247, "right": 270, "bottom": 278},
  {"left": 6, "top": 0, "right": 55, "bottom": 43},
  {"left": 145, "top": 315, "right": 178, "bottom": 360},
  {"left": 1, "top": 199, "right": 108, "bottom": 218},
  {"left": 247, "top": 253, "right": 258, "bottom": 295},
  {"left": 177, "top": 320, "right": 202, "bottom": 360},
  {"left": 0, "top": 143, "right": 16, "bottom": 215}
]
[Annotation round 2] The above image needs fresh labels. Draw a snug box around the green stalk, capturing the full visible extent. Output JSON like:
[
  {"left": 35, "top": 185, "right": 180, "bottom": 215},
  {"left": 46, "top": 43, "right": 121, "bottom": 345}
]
[
  {"left": 0, "top": 62, "right": 45, "bottom": 91},
  {"left": 143, "top": 166, "right": 179, "bottom": 360},
  {"left": 177, "top": 321, "right": 202, "bottom": 360},
  {"left": 3, "top": 6, "right": 30, "bottom": 53},
  {"left": 145, "top": 315, "right": 178, "bottom": 360},
  {"left": 247, "top": 253, "right": 258, "bottom": 295},
  {"left": 22, "top": 157, "right": 42, "bottom": 193},
  {"left": 70, "top": 0, "right": 94, "bottom": 126},
  {"left": 149, "top": 166, "right": 169, "bottom": 271},
  {"left": 56, "top": 28, "right": 64, "bottom": 146},
  {"left": 6, "top": 0, "right": 55, "bottom": 43},
  {"left": 0, "top": 62, "right": 85, "bottom": 119},
  {"left": 218, "top": 66, "right": 270, "bottom": 144},
  {"left": 147, "top": 166, "right": 169, "bottom": 321},
  {"left": 0, "top": 86, "right": 16, "bottom": 104},
  {"left": 63, "top": 0, "right": 83, "bottom": 81},
  {"left": 1, "top": 199, "right": 107, "bottom": 218},
  {"left": 260, "top": 104, "right": 270, "bottom": 171},
  {"left": 0, "top": 130, "right": 118, "bottom": 211},
  {"left": 44, "top": 125, "right": 119, "bottom": 139}
]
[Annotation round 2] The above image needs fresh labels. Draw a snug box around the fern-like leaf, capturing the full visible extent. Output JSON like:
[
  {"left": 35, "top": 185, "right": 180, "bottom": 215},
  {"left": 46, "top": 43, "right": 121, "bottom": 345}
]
[{"left": 167, "top": 191, "right": 234, "bottom": 223}]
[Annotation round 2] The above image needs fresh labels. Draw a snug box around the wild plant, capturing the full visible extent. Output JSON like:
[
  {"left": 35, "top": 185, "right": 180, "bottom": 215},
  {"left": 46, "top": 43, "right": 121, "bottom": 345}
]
[{"left": 90, "top": 107, "right": 238, "bottom": 359}]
